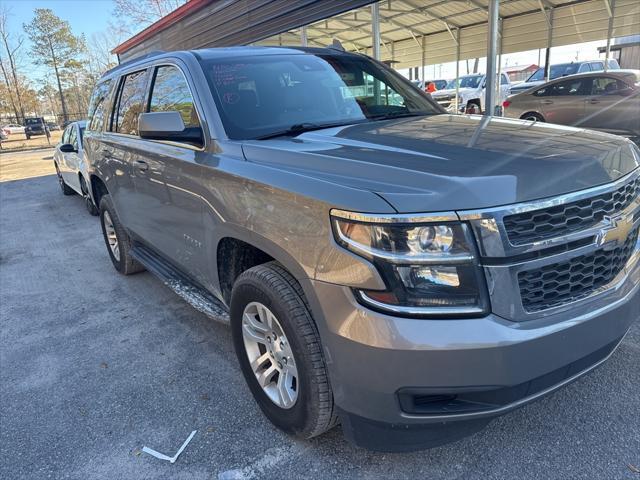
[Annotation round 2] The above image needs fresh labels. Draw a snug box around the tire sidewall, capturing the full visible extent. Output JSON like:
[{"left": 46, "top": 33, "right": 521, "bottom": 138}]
[{"left": 231, "top": 276, "right": 317, "bottom": 436}]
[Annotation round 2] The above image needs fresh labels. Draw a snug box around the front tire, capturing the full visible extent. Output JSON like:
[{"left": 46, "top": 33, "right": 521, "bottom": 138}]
[
  {"left": 99, "top": 194, "right": 145, "bottom": 275},
  {"left": 230, "top": 262, "right": 338, "bottom": 439},
  {"left": 80, "top": 176, "right": 99, "bottom": 216}
]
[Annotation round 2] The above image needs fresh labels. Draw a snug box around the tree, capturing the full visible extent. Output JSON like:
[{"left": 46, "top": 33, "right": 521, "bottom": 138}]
[
  {"left": 112, "top": 0, "right": 186, "bottom": 37},
  {"left": 0, "top": 6, "right": 26, "bottom": 122},
  {"left": 24, "top": 9, "right": 84, "bottom": 122}
]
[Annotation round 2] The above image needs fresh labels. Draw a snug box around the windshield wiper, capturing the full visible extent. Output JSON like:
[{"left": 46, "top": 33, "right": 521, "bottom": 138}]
[
  {"left": 368, "top": 111, "right": 430, "bottom": 120},
  {"left": 255, "top": 122, "right": 354, "bottom": 140}
]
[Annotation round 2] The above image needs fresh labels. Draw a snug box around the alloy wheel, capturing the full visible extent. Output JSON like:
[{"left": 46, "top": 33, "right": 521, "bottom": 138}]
[
  {"left": 242, "top": 301, "right": 298, "bottom": 409},
  {"left": 102, "top": 210, "right": 120, "bottom": 261}
]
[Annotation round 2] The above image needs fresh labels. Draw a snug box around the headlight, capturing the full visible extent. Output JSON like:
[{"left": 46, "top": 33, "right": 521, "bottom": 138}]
[{"left": 331, "top": 210, "right": 489, "bottom": 318}]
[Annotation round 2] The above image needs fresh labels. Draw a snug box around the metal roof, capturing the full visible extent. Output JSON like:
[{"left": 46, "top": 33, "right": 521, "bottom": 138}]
[{"left": 257, "top": 0, "right": 640, "bottom": 69}]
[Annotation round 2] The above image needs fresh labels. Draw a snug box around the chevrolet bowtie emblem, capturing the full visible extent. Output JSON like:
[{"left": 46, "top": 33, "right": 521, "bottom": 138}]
[{"left": 598, "top": 214, "right": 634, "bottom": 249}]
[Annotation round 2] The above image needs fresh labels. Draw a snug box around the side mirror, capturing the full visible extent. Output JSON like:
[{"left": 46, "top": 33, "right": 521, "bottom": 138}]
[
  {"left": 59, "top": 143, "right": 76, "bottom": 153},
  {"left": 138, "top": 111, "right": 203, "bottom": 147}
]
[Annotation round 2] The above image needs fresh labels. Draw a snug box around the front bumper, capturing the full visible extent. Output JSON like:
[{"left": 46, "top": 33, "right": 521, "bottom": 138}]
[{"left": 307, "top": 273, "right": 639, "bottom": 451}]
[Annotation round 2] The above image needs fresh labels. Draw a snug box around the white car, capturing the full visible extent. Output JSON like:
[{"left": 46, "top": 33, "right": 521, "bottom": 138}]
[
  {"left": 2, "top": 123, "right": 25, "bottom": 135},
  {"left": 431, "top": 73, "right": 511, "bottom": 114},
  {"left": 53, "top": 120, "right": 98, "bottom": 215}
]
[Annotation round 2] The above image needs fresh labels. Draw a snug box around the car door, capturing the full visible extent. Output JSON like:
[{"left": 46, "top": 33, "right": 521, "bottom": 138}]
[
  {"left": 62, "top": 125, "right": 82, "bottom": 192},
  {"left": 131, "top": 62, "right": 208, "bottom": 279},
  {"left": 103, "top": 68, "right": 152, "bottom": 234},
  {"left": 537, "top": 77, "right": 590, "bottom": 126},
  {"left": 581, "top": 75, "right": 640, "bottom": 134}
]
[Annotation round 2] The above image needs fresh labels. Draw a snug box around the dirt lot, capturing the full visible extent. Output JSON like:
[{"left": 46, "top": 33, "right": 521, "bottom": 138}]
[
  {"left": 0, "top": 130, "right": 63, "bottom": 152},
  {"left": 0, "top": 149, "right": 639, "bottom": 480}
]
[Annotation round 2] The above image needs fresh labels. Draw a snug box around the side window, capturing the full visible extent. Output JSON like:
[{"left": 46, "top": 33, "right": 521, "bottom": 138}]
[
  {"left": 591, "top": 76, "right": 628, "bottom": 95},
  {"left": 590, "top": 61, "right": 604, "bottom": 72},
  {"left": 148, "top": 65, "right": 201, "bottom": 129},
  {"left": 501, "top": 73, "right": 509, "bottom": 85},
  {"left": 114, "top": 70, "right": 149, "bottom": 135},
  {"left": 536, "top": 79, "right": 587, "bottom": 97},
  {"left": 68, "top": 126, "right": 78, "bottom": 149},
  {"left": 62, "top": 126, "right": 71, "bottom": 144},
  {"left": 88, "top": 80, "right": 112, "bottom": 132},
  {"left": 578, "top": 63, "right": 591, "bottom": 73}
]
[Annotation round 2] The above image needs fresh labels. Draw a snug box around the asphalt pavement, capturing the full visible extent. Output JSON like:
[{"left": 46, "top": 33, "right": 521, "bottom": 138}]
[{"left": 0, "top": 150, "right": 639, "bottom": 479}]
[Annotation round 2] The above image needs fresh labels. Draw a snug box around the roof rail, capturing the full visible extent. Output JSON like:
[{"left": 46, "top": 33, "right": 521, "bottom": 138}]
[{"left": 104, "top": 50, "right": 166, "bottom": 77}]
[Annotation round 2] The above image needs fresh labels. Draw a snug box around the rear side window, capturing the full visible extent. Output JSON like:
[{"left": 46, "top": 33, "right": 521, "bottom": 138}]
[
  {"left": 591, "top": 76, "right": 629, "bottom": 95},
  {"left": 113, "top": 70, "right": 149, "bottom": 135},
  {"left": 535, "top": 78, "right": 588, "bottom": 97},
  {"left": 149, "top": 65, "right": 201, "bottom": 129},
  {"left": 87, "top": 80, "right": 112, "bottom": 132}
]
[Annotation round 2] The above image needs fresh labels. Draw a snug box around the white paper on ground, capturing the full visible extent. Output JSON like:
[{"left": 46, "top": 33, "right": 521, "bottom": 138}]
[{"left": 142, "top": 430, "right": 197, "bottom": 464}]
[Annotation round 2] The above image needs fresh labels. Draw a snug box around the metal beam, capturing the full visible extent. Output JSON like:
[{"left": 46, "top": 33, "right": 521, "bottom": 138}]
[
  {"left": 484, "top": 0, "right": 499, "bottom": 117},
  {"left": 301, "top": 26, "right": 308, "bottom": 46},
  {"left": 372, "top": 1, "right": 380, "bottom": 60},
  {"left": 544, "top": 8, "right": 554, "bottom": 80},
  {"left": 455, "top": 29, "right": 461, "bottom": 112},
  {"left": 604, "top": 0, "right": 616, "bottom": 71}
]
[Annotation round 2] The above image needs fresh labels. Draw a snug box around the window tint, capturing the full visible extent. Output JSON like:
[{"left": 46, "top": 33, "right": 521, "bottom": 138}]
[
  {"left": 149, "top": 66, "right": 201, "bottom": 128},
  {"left": 591, "top": 76, "right": 628, "bottom": 95},
  {"left": 114, "top": 70, "right": 148, "bottom": 135},
  {"left": 88, "top": 80, "right": 112, "bottom": 132},
  {"left": 535, "top": 78, "right": 588, "bottom": 97}
]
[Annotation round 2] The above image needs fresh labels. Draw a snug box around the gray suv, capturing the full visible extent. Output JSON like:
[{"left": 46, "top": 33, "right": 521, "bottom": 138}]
[{"left": 84, "top": 47, "right": 639, "bottom": 452}]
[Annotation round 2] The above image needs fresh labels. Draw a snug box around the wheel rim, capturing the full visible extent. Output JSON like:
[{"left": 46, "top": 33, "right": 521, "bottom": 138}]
[
  {"left": 242, "top": 302, "right": 298, "bottom": 409},
  {"left": 56, "top": 167, "right": 65, "bottom": 192},
  {"left": 102, "top": 211, "right": 120, "bottom": 261},
  {"left": 524, "top": 115, "right": 540, "bottom": 122}
]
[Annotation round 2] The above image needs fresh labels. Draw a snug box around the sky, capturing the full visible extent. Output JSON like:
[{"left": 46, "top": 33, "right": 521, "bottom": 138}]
[{"left": 4, "top": 0, "right": 116, "bottom": 80}]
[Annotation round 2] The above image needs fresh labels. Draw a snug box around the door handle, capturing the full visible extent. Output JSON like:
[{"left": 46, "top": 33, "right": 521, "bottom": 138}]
[
  {"left": 541, "top": 100, "right": 554, "bottom": 105},
  {"left": 134, "top": 160, "right": 149, "bottom": 172}
]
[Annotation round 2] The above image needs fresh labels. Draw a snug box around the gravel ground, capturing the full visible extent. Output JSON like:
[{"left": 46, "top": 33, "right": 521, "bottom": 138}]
[{"left": 1, "top": 150, "right": 639, "bottom": 480}]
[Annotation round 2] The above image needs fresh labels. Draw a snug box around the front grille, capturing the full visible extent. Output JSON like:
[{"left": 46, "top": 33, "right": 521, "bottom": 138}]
[
  {"left": 504, "top": 175, "right": 640, "bottom": 245},
  {"left": 518, "top": 227, "right": 639, "bottom": 312}
]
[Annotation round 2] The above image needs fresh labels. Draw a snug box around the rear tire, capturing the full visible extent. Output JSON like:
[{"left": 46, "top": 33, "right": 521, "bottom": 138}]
[
  {"left": 99, "top": 194, "right": 145, "bottom": 275},
  {"left": 230, "top": 262, "right": 338, "bottom": 439},
  {"left": 521, "top": 112, "right": 545, "bottom": 122},
  {"left": 80, "top": 176, "right": 99, "bottom": 216}
]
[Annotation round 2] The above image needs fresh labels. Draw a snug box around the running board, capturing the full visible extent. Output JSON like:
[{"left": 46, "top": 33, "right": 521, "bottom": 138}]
[{"left": 130, "top": 245, "right": 230, "bottom": 324}]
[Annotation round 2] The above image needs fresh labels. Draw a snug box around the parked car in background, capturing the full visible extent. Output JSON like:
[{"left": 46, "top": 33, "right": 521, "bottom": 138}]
[
  {"left": 2, "top": 123, "right": 25, "bottom": 135},
  {"left": 84, "top": 47, "right": 639, "bottom": 452},
  {"left": 411, "top": 79, "right": 449, "bottom": 92},
  {"left": 431, "top": 72, "right": 511, "bottom": 113},
  {"left": 510, "top": 59, "right": 620, "bottom": 95},
  {"left": 504, "top": 70, "right": 640, "bottom": 136},
  {"left": 24, "top": 117, "right": 49, "bottom": 139},
  {"left": 53, "top": 120, "right": 98, "bottom": 215},
  {"left": 47, "top": 122, "right": 61, "bottom": 131}
]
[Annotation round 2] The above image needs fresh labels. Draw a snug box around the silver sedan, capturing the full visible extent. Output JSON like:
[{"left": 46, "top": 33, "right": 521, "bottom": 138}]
[{"left": 503, "top": 70, "right": 640, "bottom": 137}]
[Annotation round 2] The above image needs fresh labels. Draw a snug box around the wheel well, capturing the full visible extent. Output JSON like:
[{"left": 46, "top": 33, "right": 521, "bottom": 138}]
[
  {"left": 467, "top": 98, "right": 481, "bottom": 106},
  {"left": 90, "top": 175, "right": 108, "bottom": 206},
  {"left": 217, "top": 237, "right": 274, "bottom": 304}
]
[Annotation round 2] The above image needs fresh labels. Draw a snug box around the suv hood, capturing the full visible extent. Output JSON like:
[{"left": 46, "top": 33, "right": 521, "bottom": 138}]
[{"left": 241, "top": 115, "right": 639, "bottom": 213}]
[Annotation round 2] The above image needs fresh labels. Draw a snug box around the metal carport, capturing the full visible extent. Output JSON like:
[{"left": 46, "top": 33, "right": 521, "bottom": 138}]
[{"left": 113, "top": 0, "right": 640, "bottom": 116}]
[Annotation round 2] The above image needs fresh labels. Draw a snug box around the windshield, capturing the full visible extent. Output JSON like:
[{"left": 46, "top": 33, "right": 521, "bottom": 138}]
[
  {"left": 25, "top": 118, "right": 42, "bottom": 125},
  {"left": 527, "top": 63, "right": 580, "bottom": 82},
  {"left": 445, "top": 75, "right": 483, "bottom": 90},
  {"left": 200, "top": 53, "right": 440, "bottom": 140}
]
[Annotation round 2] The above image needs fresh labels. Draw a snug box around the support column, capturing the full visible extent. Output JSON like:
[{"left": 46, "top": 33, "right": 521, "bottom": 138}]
[
  {"left": 604, "top": 0, "right": 616, "bottom": 71},
  {"left": 455, "top": 29, "right": 461, "bottom": 112},
  {"left": 372, "top": 2, "right": 381, "bottom": 60},
  {"left": 421, "top": 35, "right": 426, "bottom": 81},
  {"left": 544, "top": 9, "right": 554, "bottom": 81},
  {"left": 484, "top": 0, "right": 499, "bottom": 117},
  {"left": 301, "top": 26, "right": 308, "bottom": 47}
]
